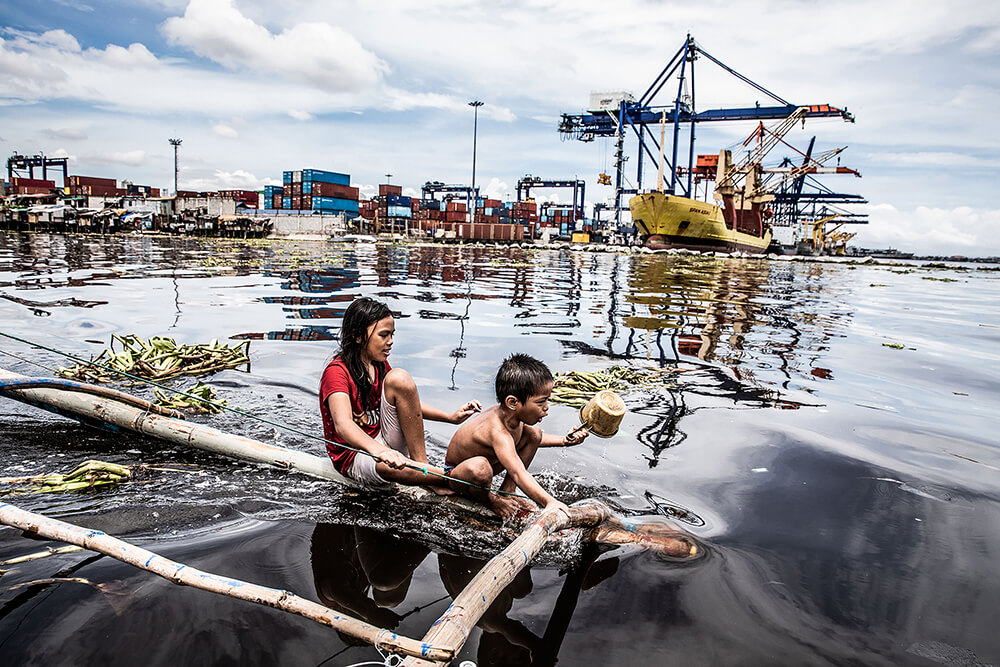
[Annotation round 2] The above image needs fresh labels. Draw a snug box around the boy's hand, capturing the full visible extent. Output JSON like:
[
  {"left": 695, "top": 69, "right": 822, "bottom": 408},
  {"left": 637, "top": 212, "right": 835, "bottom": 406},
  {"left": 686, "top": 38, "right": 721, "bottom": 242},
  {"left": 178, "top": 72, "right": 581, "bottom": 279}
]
[
  {"left": 564, "top": 427, "right": 589, "bottom": 446},
  {"left": 377, "top": 449, "right": 410, "bottom": 469},
  {"left": 450, "top": 400, "right": 482, "bottom": 424}
]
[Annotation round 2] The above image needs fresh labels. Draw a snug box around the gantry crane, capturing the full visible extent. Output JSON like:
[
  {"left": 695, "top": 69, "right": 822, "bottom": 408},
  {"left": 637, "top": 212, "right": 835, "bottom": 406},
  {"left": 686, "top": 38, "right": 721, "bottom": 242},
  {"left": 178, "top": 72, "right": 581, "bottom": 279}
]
[
  {"left": 558, "top": 34, "right": 855, "bottom": 229},
  {"left": 515, "top": 176, "right": 586, "bottom": 220}
]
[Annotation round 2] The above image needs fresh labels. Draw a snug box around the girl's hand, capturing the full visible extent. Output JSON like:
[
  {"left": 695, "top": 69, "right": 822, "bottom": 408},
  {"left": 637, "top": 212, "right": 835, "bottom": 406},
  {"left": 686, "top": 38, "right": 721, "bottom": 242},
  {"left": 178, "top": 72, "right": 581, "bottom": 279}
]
[
  {"left": 377, "top": 449, "right": 410, "bottom": 470},
  {"left": 451, "top": 400, "right": 482, "bottom": 424}
]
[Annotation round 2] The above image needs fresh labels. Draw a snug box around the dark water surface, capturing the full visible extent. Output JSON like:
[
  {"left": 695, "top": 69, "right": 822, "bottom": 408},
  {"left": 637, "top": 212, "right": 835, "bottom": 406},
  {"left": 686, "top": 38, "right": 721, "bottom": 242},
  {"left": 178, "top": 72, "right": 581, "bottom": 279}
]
[{"left": 1, "top": 232, "right": 998, "bottom": 666}]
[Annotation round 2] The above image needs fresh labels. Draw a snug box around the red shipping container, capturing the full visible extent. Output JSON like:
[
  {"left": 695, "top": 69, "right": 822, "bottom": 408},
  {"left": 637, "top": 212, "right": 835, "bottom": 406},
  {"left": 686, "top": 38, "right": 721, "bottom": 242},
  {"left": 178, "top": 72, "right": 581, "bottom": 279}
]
[
  {"left": 12, "top": 177, "right": 55, "bottom": 188},
  {"left": 446, "top": 201, "right": 467, "bottom": 212},
  {"left": 290, "top": 183, "right": 302, "bottom": 195},
  {"left": 310, "top": 182, "right": 359, "bottom": 200},
  {"left": 151, "top": 188, "right": 161, "bottom": 197},
  {"left": 69, "top": 175, "right": 116, "bottom": 187},
  {"left": 291, "top": 196, "right": 302, "bottom": 208},
  {"left": 379, "top": 184, "right": 402, "bottom": 196}
]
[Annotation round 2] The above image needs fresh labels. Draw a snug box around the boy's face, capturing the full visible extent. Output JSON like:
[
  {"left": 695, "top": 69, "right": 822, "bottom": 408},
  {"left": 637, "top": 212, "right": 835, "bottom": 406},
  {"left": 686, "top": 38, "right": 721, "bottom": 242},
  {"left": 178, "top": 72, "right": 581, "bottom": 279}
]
[{"left": 513, "top": 380, "right": 553, "bottom": 425}]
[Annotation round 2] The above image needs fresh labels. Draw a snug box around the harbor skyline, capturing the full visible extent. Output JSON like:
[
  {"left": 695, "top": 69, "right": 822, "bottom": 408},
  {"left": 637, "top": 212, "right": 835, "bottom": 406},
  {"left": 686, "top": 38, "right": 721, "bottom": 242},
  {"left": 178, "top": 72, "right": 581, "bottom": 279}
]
[{"left": 2, "top": 0, "right": 999, "bottom": 255}]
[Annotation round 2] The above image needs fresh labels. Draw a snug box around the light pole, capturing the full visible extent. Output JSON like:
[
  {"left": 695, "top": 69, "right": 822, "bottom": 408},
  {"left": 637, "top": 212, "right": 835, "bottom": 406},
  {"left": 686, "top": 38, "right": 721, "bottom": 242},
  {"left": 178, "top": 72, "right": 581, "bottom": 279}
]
[
  {"left": 468, "top": 100, "right": 484, "bottom": 221},
  {"left": 168, "top": 138, "right": 182, "bottom": 195}
]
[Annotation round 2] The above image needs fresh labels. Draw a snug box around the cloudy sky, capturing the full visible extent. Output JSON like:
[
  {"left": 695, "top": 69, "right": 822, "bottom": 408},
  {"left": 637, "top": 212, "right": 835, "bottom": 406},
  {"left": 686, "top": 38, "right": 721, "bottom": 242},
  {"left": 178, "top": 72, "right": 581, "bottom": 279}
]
[{"left": 2, "top": 0, "right": 999, "bottom": 255}]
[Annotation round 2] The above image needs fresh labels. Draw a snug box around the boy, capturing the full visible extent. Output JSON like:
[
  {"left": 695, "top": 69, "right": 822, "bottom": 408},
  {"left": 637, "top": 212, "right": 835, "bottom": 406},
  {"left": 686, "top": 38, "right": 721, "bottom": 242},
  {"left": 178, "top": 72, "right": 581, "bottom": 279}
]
[{"left": 445, "top": 353, "right": 588, "bottom": 519}]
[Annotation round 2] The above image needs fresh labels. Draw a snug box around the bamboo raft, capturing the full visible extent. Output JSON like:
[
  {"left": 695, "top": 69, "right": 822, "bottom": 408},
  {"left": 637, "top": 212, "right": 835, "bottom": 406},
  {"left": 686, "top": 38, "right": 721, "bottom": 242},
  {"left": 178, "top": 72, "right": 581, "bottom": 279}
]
[{"left": 0, "top": 366, "right": 701, "bottom": 665}]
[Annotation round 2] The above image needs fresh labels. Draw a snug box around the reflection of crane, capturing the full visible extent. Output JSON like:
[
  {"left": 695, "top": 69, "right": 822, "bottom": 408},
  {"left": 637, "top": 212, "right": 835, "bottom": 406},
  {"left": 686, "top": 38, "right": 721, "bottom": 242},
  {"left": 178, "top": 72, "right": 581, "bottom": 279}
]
[
  {"left": 516, "top": 175, "right": 586, "bottom": 220},
  {"left": 558, "top": 34, "right": 854, "bottom": 228}
]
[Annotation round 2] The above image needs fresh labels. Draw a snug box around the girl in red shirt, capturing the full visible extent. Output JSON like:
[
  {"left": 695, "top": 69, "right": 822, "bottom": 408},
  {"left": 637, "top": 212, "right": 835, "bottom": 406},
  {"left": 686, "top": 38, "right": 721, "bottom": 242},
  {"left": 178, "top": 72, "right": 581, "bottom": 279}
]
[{"left": 320, "top": 297, "right": 480, "bottom": 488}]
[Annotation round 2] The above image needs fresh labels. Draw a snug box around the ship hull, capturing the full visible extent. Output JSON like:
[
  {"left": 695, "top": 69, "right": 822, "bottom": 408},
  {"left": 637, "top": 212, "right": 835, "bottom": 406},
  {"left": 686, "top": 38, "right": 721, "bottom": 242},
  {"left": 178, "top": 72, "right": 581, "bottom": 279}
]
[{"left": 629, "top": 192, "right": 772, "bottom": 254}]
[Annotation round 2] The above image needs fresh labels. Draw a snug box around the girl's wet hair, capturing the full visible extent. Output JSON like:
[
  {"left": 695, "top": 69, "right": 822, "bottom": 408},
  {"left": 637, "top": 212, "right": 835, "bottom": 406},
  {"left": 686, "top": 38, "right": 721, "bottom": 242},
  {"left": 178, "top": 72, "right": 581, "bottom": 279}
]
[
  {"left": 337, "top": 297, "right": 392, "bottom": 410},
  {"left": 495, "top": 353, "right": 553, "bottom": 404}
]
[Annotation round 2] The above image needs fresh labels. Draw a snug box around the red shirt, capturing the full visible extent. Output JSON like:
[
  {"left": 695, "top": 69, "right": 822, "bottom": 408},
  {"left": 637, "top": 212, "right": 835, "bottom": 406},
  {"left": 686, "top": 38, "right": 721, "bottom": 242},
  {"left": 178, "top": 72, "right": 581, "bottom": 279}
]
[{"left": 319, "top": 358, "right": 390, "bottom": 474}]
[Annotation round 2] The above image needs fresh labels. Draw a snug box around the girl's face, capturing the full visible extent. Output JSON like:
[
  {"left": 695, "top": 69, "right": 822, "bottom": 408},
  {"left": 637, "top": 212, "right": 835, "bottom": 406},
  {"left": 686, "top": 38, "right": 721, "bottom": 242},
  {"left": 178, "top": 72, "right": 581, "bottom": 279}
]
[{"left": 361, "top": 315, "right": 395, "bottom": 364}]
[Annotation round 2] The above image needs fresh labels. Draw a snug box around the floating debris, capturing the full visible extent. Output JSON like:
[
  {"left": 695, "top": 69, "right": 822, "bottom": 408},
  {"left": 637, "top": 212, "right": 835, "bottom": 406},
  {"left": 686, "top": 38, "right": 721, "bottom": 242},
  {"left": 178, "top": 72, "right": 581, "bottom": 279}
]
[
  {"left": 154, "top": 381, "right": 226, "bottom": 414},
  {"left": 882, "top": 342, "right": 905, "bottom": 349},
  {"left": 58, "top": 334, "right": 250, "bottom": 384},
  {"left": 551, "top": 366, "right": 676, "bottom": 408},
  {"left": 0, "top": 460, "right": 131, "bottom": 496}
]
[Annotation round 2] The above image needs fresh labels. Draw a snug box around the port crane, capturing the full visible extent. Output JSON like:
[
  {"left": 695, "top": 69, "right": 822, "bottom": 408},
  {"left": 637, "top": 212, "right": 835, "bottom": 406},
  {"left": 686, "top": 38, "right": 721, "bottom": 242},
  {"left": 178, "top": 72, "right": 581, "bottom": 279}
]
[
  {"left": 558, "top": 34, "right": 855, "bottom": 228},
  {"left": 6, "top": 153, "right": 69, "bottom": 185},
  {"left": 420, "top": 181, "right": 478, "bottom": 203},
  {"left": 515, "top": 175, "right": 586, "bottom": 220}
]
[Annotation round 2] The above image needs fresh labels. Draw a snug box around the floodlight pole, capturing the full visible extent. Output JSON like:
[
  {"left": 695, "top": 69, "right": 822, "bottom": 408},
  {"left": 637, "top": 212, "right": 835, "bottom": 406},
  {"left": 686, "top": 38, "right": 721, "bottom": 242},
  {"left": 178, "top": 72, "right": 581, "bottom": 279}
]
[
  {"left": 468, "top": 101, "right": 484, "bottom": 221},
  {"left": 168, "top": 138, "right": 182, "bottom": 195}
]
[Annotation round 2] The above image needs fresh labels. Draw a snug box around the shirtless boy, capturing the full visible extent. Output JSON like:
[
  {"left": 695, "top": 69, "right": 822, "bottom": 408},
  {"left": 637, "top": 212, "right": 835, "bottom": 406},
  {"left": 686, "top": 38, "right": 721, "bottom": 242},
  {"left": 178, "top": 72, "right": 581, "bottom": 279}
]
[{"left": 445, "top": 353, "right": 588, "bottom": 519}]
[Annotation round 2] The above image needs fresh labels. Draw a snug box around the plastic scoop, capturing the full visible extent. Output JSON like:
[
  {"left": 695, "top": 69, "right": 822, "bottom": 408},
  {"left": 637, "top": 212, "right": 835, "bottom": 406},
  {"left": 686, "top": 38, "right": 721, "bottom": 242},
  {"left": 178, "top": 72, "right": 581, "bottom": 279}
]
[{"left": 569, "top": 390, "right": 626, "bottom": 439}]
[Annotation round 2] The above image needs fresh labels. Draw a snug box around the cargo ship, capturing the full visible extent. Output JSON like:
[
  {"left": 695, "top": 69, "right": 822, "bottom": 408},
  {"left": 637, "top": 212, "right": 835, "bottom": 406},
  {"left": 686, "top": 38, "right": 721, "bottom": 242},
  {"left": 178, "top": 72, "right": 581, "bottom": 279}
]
[
  {"left": 629, "top": 189, "right": 772, "bottom": 253},
  {"left": 629, "top": 146, "right": 773, "bottom": 254}
]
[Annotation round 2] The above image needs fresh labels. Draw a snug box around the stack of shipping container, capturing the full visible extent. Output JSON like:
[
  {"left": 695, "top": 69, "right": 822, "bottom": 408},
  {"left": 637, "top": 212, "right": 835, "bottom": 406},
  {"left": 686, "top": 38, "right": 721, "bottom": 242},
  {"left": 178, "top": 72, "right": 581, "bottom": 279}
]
[
  {"left": 8, "top": 177, "right": 57, "bottom": 195},
  {"left": 217, "top": 190, "right": 258, "bottom": 207},
  {"left": 66, "top": 175, "right": 124, "bottom": 197},
  {"left": 274, "top": 169, "right": 359, "bottom": 216}
]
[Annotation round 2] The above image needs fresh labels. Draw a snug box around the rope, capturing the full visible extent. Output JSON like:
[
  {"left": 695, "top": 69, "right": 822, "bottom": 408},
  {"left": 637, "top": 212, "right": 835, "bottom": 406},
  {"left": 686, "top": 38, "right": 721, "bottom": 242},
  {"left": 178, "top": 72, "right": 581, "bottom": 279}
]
[{"left": 0, "top": 331, "right": 526, "bottom": 498}]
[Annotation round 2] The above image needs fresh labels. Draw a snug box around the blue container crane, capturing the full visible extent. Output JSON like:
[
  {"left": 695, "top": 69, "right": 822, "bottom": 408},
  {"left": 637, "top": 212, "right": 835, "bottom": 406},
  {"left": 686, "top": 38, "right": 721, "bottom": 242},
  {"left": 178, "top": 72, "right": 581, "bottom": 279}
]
[{"left": 558, "top": 34, "right": 855, "bottom": 227}]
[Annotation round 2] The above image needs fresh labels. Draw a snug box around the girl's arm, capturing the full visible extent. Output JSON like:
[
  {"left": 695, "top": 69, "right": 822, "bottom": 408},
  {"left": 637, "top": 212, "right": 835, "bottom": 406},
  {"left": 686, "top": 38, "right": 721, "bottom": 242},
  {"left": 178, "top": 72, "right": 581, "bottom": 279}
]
[{"left": 327, "top": 393, "right": 408, "bottom": 469}]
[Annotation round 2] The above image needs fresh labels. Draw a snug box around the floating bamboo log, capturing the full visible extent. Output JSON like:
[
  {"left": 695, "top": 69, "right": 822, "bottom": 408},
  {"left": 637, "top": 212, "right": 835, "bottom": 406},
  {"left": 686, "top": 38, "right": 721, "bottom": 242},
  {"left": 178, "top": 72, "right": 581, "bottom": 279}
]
[
  {"left": 0, "top": 501, "right": 453, "bottom": 663},
  {"left": 401, "top": 504, "right": 611, "bottom": 666}
]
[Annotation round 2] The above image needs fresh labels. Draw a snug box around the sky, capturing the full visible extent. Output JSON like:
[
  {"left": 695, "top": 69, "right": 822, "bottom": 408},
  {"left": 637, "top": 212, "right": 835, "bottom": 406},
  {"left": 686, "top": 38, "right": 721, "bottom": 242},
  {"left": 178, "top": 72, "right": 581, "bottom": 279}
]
[{"left": 1, "top": 0, "right": 999, "bottom": 256}]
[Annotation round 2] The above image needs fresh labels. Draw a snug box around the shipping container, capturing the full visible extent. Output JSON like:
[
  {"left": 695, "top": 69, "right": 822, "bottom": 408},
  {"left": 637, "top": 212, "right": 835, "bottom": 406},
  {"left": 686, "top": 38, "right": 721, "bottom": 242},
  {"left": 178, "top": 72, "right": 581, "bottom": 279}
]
[
  {"left": 283, "top": 171, "right": 293, "bottom": 184},
  {"left": 312, "top": 197, "right": 360, "bottom": 213},
  {"left": 386, "top": 194, "right": 411, "bottom": 206},
  {"left": 292, "top": 171, "right": 302, "bottom": 184},
  {"left": 379, "top": 184, "right": 402, "bottom": 196},
  {"left": 386, "top": 205, "right": 412, "bottom": 218},
  {"left": 302, "top": 169, "right": 350, "bottom": 186},
  {"left": 69, "top": 175, "right": 116, "bottom": 188},
  {"left": 309, "top": 182, "right": 359, "bottom": 200},
  {"left": 12, "top": 177, "right": 56, "bottom": 189}
]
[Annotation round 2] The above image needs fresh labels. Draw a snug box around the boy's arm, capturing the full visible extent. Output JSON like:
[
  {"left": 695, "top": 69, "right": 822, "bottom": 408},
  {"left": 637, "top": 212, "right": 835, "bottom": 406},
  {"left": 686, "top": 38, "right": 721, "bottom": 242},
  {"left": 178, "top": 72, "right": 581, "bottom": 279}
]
[
  {"left": 539, "top": 427, "right": 589, "bottom": 447},
  {"left": 492, "top": 430, "right": 560, "bottom": 509}
]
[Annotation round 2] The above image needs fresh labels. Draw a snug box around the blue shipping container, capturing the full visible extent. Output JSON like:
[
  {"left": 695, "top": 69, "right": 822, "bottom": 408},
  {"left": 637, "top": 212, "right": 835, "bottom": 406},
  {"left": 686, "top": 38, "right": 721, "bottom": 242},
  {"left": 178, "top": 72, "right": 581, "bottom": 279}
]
[
  {"left": 302, "top": 169, "right": 350, "bottom": 186},
  {"left": 312, "top": 197, "right": 360, "bottom": 213},
  {"left": 386, "top": 194, "right": 411, "bottom": 206},
  {"left": 386, "top": 205, "right": 412, "bottom": 218},
  {"left": 282, "top": 196, "right": 292, "bottom": 208},
  {"left": 282, "top": 171, "right": 292, "bottom": 184},
  {"left": 302, "top": 182, "right": 311, "bottom": 194}
]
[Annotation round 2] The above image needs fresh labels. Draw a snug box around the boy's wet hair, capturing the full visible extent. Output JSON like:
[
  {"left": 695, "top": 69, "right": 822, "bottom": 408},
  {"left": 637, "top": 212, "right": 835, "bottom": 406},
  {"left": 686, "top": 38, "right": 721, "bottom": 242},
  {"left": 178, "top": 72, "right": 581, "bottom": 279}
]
[{"left": 496, "top": 353, "right": 553, "bottom": 404}]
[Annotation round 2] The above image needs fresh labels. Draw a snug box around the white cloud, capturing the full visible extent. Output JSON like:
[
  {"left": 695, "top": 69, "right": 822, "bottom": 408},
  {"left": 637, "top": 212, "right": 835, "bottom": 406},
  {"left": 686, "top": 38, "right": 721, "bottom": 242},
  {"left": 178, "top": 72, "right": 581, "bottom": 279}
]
[
  {"left": 211, "top": 122, "right": 238, "bottom": 138},
  {"left": 161, "top": 0, "right": 388, "bottom": 92},
  {"left": 863, "top": 151, "right": 1000, "bottom": 170},
  {"left": 288, "top": 109, "right": 312, "bottom": 121},
  {"left": 855, "top": 203, "right": 1000, "bottom": 256},
  {"left": 86, "top": 150, "right": 148, "bottom": 167},
  {"left": 42, "top": 128, "right": 88, "bottom": 141},
  {"left": 180, "top": 168, "right": 267, "bottom": 191}
]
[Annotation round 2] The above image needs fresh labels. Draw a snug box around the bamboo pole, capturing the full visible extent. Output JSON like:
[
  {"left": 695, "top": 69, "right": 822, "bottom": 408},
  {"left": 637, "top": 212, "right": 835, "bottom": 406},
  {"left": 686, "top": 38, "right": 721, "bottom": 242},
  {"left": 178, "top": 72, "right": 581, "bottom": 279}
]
[
  {"left": 0, "top": 501, "right": 453, "bottom": 663},
  {"left": 0, "top": 368, "right": 482, "bottom": 513},
  {"left": 401, "top": 503, "right": 611, "bottom": 666},
  {"left": 0, "top": 368, "right": 705, "bottom": 558}
]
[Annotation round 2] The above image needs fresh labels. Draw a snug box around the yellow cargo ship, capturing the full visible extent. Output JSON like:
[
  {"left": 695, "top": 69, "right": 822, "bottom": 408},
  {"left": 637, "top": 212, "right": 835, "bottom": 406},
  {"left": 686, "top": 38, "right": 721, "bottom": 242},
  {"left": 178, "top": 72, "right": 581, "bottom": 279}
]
[{"left": 629, "top": 191, "right": 772, "bottom": 253}]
